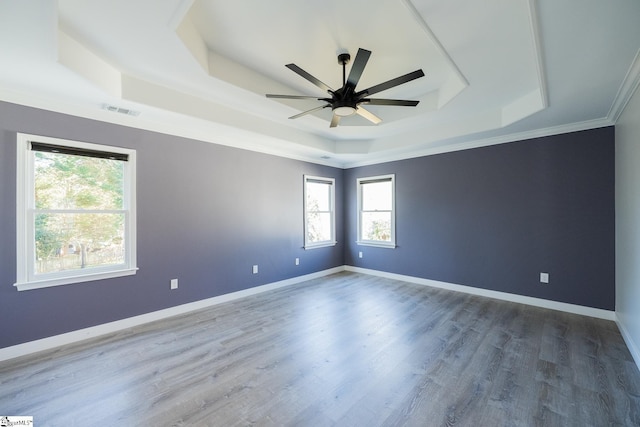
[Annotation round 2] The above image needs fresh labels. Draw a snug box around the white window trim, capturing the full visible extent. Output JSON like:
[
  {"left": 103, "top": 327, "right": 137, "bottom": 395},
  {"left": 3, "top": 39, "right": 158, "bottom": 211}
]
[
  {"left": 356, "top": 174, "right": 396, "bottom": 248},
  {"left": 304, "top": 175, "right": 337, "bottom": 249},
  {"left": 14, "top": 133, "right": 137, "bottom": 291}
]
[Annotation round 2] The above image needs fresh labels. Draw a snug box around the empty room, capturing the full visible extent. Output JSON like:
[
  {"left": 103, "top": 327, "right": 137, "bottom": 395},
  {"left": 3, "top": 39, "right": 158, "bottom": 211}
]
[{"left": 2, "top": 0, "right": 640, "bottom": 425}]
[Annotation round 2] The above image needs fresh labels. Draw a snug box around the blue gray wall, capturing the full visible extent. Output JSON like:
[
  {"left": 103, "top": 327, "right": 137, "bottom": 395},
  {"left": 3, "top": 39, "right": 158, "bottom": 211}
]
[
  {"left": 345, "top": 127, "right": 615, "bottom": 310},
  {"left": 0, "top": 100, "right": 616, "bottom": 349},
  {"left": 0, "top": 101, "right": 344, "bottom": 348}
]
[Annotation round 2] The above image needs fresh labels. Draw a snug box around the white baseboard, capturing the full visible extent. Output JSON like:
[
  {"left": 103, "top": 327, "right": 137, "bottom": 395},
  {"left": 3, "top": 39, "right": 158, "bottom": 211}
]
[
  {"left": 616, "top": 313, "right": 640, "bottom": 371},
  {"left": 2, "top": 265, "right": 618, "bottom": 363},
  {"left": 345, "top": 266, "right": 616, "bottom": 321},
  {"left": 0, "top": 267, "right": 345, "bottom": 363}
]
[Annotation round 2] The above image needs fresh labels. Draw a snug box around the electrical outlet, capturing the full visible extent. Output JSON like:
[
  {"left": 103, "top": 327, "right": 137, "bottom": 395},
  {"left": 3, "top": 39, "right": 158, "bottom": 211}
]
[
  {"left": 295, "top": 258, "right": 300, "bottom": 266},
  {"left": 171, "top": 278, "right": 178, "bottom": 290},
  {"left": 252, "top": 265, "right": 258, "bottom": 274},
  {"left": 540, "top": 272, "right": 549, "bottom": 284},
  {"left": 358, "top": 251, "right": 363, "bottom": 258}
]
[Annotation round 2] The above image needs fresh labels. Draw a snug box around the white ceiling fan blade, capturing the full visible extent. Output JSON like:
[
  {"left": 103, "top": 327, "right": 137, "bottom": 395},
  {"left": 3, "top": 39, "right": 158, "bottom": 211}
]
[
  {"left": 289, "top": 105, "right": 329, "bottom": 119},
  {"left": 356, "top": 106, "right": 382, "bottom": 124}
]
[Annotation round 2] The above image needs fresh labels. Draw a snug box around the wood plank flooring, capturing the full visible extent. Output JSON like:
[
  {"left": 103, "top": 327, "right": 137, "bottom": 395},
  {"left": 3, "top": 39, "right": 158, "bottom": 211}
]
[{"left": 1, "top": 272, "right": 639, "bottom": 426}]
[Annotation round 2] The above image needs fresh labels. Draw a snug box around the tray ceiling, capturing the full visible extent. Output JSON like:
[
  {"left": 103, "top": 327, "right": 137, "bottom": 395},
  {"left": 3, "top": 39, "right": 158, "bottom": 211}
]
[{"left": 0, "top": 0, "right": 638, "bottom": 167}]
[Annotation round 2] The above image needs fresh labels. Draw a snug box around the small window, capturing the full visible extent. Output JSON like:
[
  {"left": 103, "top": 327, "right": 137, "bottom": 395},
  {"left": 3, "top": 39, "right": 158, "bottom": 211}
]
[
  {"left": 15, "top": 133, "right": 137, "bottom": 291},
  {"left": 304, "top": 175, "right": 336, "bottom": 249},
  {"left": 357, "top": 174, "right": 395, "bottom": 248}
]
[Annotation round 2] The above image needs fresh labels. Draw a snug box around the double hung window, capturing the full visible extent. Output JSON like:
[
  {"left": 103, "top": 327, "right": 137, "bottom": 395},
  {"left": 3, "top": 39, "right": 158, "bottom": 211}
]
[
  {"left": 15, "top": 133, "right": 137, "bottom": 291},
  {"left": 357, "top": 174, "right": 395, "bottom": 248},
  {"left": 304, "top": 175, "right": 336, "bottom": 249}
]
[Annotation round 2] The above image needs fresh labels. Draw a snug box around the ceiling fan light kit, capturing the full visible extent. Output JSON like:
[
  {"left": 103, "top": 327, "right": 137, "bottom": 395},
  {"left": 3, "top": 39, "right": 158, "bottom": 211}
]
[
  {"left": 266, "top": 48, "right": 425, "bottom": 128},
  {"left": 333, "top": 105, "right": 357, "bottom": 117}
]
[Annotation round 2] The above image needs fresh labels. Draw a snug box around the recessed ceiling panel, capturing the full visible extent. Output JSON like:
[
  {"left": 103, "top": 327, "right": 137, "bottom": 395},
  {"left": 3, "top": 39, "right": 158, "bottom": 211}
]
[{"left": 185, "top": 0, "right": 466, "bottom": 125}]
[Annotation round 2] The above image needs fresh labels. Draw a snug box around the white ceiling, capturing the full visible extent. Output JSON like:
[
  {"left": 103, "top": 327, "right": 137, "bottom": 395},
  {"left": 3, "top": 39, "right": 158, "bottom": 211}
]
[{"left": 1, "top": 0, "right": 639, "bottom": 167}]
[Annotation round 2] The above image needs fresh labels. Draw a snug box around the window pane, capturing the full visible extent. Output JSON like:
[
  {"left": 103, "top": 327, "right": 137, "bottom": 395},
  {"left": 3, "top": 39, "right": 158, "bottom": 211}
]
[
  {"left": 34, "top": 212, "right": 125, "bottom": 274},
  {"left": 361, "top": 211, "right": 392, "bottom": 242},
  {"left": 306, "top": 181, "right": 330, "bottom": 212},
  {"left": 34, "top": 151, "right": 124, "bottom": 210},
  {"left": 307, "top": 212, "right": 332, "bottom": 243},
  {"left": 362, "top": 181, "right": 392, "bottom": 211}
]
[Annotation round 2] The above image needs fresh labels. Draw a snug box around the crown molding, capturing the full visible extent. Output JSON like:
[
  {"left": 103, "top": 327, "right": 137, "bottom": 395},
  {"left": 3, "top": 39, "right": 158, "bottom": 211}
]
[
  {"left": 2, "top": 85, "right": 614, "bottom": 171},
  {"left": 608, "top": 48, "right": 640, "bottom": 123},
  {"left": 0, "top": 88, "right": 343, "bottom": 168},
  {"left": 342, "top": 117, "right": 614, "bottom": 168}
]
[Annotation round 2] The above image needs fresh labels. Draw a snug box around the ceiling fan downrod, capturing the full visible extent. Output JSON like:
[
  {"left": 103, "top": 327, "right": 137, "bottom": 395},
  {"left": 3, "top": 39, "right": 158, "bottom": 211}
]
[{"left": 338, "top": 53, "right": 351, "bottom": 87}]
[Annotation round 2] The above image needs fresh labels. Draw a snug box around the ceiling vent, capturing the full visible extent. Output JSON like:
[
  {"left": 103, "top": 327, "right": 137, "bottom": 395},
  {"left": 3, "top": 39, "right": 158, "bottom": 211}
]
[{"left": 102, "top": 104, "right": 141, "bottom": 117}]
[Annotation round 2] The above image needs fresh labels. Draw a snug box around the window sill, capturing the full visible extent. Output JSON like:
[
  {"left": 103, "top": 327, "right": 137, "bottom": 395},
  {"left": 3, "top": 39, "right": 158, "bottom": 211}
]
[
  {"left": 14, "top": 268, "right": 138, "bottom": 291},
  {"left": 356, "top": 241, "right": 396, "bottom": 249},
  {"left": 304, "top": 241, "right": 337, "bottom": 250}
]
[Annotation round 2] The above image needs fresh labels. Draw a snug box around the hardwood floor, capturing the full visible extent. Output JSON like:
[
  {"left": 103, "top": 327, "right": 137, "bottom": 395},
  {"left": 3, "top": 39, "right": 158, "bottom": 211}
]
[{"left": 1, "top": 272, "right": 639, "bottom": 426}]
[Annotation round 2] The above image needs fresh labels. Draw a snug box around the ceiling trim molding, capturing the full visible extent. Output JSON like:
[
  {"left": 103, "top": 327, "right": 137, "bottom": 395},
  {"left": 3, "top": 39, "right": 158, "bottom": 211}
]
[
  {"left": 0, "top": 88, "right": 343, "bottom": 168},
  {"left": 527, "top": 0, "right": 548, "bottom": 110},
  {"left": 608, "top": 48, "right": 640, "bottom": 123},
  {"left": 57, "top": 30, "right": 122, "bottom": 98},
  {"left": 1, "top": 84, "right": 615, "bottom": 171},
  {"left": 401, "top": 0, "right": 469, "bottom": 89},
  {"left": 342, "top": 117, "right": 614, "bottom": 168}
]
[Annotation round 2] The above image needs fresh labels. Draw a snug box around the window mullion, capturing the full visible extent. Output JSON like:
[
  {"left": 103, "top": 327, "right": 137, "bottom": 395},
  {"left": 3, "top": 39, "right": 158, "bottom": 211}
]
[{"left": 34, "top": 209, "right": 127, "bottom": 215}]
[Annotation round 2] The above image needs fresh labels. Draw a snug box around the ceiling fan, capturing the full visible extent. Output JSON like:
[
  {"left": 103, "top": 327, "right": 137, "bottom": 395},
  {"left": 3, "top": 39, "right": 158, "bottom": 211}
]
[{"left": 266, "top": 48, "right": 425, "bottom": 128}]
